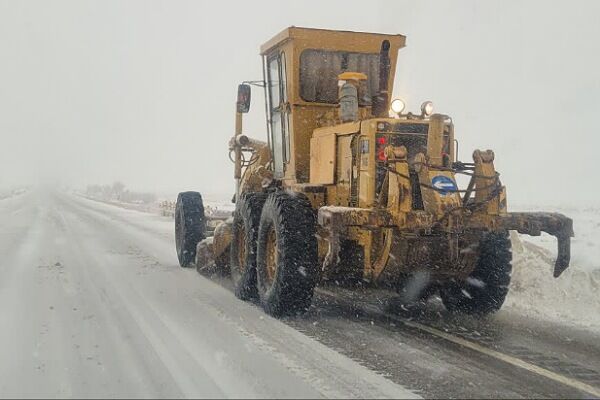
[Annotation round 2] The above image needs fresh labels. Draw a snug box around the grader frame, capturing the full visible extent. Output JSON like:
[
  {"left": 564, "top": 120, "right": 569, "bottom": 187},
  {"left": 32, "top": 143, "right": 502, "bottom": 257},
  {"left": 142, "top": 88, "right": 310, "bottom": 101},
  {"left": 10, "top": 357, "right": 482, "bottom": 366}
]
[{"left": 178, "top": 27, "right": 573, "bottom": 317}]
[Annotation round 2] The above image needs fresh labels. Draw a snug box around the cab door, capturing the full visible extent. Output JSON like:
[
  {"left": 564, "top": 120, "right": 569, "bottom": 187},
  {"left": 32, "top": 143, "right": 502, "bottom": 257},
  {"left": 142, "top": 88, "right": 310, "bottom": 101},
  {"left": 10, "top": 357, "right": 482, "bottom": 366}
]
[{"left": 266, "top": 52, "right": 290, "bottom": 179}]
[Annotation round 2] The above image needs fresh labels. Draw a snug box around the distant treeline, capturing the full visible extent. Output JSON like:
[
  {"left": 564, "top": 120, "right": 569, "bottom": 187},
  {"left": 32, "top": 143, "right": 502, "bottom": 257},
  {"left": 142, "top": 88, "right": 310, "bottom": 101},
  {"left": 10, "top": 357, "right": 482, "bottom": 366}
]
[{"left": 85, "top": 182, "right": 156, "bottom": 204}]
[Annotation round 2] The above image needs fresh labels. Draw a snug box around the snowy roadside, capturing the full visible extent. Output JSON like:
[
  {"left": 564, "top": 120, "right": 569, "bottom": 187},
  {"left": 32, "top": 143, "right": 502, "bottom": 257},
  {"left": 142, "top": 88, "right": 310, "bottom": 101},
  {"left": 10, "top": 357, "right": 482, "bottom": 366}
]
[
  {"left": 0, "top": 187, "right": 27, "bottom": 201},
  {"left": 506, "top": 205, "right": 600, "bottom": 333},
  {"left": 506, "top": 235, "right": 600, "bottom": 333},
  {"left": 77, "top": 192, "right": 234, "bottom": 218}
]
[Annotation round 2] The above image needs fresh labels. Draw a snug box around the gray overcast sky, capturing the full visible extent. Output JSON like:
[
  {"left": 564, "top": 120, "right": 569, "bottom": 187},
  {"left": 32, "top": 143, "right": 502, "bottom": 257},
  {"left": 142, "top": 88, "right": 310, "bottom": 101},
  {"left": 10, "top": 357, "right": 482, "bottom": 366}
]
[{"left": 0, "top": 0, "right": 598, "bottom": 206}]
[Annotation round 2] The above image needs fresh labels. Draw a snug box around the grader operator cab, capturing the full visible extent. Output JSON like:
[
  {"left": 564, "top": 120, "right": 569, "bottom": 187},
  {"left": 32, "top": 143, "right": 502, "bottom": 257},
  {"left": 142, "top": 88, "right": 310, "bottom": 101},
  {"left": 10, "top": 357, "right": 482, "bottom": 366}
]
[{"left": 175, "top": 27, "right": 573, "bottom": 317}]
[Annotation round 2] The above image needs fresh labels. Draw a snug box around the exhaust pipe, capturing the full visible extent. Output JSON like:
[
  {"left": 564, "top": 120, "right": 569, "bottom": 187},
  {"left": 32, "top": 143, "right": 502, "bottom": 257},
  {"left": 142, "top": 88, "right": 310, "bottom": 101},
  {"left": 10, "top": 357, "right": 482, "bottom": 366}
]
[{"left": 372, "top": 40, "right": 391, "bottom": 117}]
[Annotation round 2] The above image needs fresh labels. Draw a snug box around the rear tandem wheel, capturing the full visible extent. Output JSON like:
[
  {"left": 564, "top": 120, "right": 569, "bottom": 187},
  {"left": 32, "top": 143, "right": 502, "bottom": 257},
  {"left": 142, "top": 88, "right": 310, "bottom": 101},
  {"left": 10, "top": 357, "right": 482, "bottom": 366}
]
[{"left": 175, "top": 191, "right": 206, "bottom": 268}]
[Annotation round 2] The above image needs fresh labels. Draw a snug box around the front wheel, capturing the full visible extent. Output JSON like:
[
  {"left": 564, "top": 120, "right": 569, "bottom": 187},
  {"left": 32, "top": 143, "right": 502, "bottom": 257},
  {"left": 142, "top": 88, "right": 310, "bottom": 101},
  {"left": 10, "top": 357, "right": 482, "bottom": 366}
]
[
  {"left": 255, "top": 192, "right": 319, "bottom": 317},
  {"left": 175, "top": 192, "right": 206, "bottom": 268},
  {"left": 440, "top": 232, "right": 512, "bottom": 315}
]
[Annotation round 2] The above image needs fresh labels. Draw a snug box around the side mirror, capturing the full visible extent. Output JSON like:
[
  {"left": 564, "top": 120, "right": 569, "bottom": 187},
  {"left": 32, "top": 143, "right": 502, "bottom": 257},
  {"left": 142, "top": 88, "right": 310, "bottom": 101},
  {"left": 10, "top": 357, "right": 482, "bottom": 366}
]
[{"left": 236, "top": 84, "right": 251, "bottom": 113}]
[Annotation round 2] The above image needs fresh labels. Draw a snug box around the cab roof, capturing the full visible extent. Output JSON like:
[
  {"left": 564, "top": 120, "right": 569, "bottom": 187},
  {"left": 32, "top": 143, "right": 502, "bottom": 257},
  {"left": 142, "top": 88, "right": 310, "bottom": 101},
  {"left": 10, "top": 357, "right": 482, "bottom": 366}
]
[{"left": 260, "top": 26, "right": 406, "bottom": 55}]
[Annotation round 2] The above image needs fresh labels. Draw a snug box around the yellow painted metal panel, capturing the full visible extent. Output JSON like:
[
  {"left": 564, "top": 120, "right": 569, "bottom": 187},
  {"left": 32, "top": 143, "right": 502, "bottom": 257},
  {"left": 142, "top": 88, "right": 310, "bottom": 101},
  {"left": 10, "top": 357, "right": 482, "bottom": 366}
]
[{"left": 310, "top": 134, "right": 336, "bottom": 184}]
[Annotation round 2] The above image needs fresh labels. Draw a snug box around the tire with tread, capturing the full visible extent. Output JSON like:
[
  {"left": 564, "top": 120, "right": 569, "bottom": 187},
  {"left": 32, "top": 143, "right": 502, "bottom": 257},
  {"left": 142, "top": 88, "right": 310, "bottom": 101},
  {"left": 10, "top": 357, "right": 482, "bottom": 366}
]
[
  {"left": 230, "top": 192, "right": 267, "bottom": 300},
  {"left": 175, "top": 191, "right": 205, "bottom": 268},
  {"left": 256, "top": 191, "right": 319, "bottom": 317},
  {"left": 440, "top": 232, "right": 512, "bottom": 315}
]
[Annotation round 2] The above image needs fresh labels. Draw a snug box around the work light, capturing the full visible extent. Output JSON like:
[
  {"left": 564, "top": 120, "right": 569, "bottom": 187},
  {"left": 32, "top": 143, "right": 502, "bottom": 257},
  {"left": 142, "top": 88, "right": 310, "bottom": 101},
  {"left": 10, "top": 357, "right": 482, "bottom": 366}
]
[
  {"left": 421, "top": 101, "right": 434, "bottom": 116},
  {"left": 390, "top": 98, "right": 405, "bottom": 114}
]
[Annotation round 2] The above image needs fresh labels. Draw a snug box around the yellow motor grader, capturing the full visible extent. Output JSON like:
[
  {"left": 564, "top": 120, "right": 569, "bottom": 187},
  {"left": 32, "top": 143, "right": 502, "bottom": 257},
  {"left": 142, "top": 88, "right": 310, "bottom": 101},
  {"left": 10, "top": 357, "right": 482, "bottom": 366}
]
[{"left": 175, "top": 27, "right": 573, "bottom": 317}]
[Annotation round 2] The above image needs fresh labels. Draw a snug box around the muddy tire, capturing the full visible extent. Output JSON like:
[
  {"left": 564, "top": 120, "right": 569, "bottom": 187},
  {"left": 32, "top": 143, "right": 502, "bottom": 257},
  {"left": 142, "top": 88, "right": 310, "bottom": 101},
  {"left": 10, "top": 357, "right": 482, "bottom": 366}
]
[
  {"left": 175, "top": 191, "right": 205, "bottom": 268},
  {"left": 256, "top": 191, "right": 318, "bottom": 317},
  {"left": 440, "top": 232, "right": 512, "bottom": 315},
  {"left": 230, "top": 192, "right": 267, "bottom": 300}
]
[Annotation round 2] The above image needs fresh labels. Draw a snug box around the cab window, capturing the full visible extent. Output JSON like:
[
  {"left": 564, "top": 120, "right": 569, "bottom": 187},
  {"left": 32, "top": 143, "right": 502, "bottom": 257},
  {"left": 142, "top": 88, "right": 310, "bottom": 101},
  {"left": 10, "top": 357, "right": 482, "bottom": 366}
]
[{"left": 299, "top": 49, "right": 380, "bottom": 104}]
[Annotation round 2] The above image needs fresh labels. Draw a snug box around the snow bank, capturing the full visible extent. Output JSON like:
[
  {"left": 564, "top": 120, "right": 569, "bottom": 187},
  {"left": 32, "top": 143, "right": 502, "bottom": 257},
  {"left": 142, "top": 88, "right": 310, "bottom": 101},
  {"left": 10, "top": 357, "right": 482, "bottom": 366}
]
[{"left": 506, "top": 220, "right": 600, "bottom": 332}]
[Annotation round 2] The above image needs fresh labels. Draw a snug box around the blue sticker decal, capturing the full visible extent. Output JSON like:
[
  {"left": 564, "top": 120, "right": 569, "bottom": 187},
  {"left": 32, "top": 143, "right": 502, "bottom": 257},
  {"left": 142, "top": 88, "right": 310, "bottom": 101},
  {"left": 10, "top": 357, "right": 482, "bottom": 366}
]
[{"left": 431, "top": 175, "right": 457, "bottom": 195}]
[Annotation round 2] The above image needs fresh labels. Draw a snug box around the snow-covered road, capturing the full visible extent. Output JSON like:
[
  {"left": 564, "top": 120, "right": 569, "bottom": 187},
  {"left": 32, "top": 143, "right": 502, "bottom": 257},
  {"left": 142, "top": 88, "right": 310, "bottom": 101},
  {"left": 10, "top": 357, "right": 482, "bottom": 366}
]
[
  {"left": 0, "top": 190, "right": 417, "bottom": 398},
  {"left": 1, "top": 189, "right": 599, "bottom": 399}
]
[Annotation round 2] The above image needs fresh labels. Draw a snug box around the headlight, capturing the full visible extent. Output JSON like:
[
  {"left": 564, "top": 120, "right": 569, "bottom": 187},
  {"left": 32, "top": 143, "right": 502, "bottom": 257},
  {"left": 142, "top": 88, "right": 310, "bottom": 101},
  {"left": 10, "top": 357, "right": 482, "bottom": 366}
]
[
  {"left": 390, "top": 98, "right": 406, "bottom": 114},
  {"left": 421, "top": 101, "right": 434, "bottom": 116}
]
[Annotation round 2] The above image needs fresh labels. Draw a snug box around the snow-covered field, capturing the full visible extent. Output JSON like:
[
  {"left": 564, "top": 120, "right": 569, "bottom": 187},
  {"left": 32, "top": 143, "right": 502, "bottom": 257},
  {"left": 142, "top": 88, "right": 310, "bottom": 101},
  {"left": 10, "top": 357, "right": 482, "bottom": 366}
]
[{"left": 507, "top": 206, "right": 600, "bottom": 332}]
